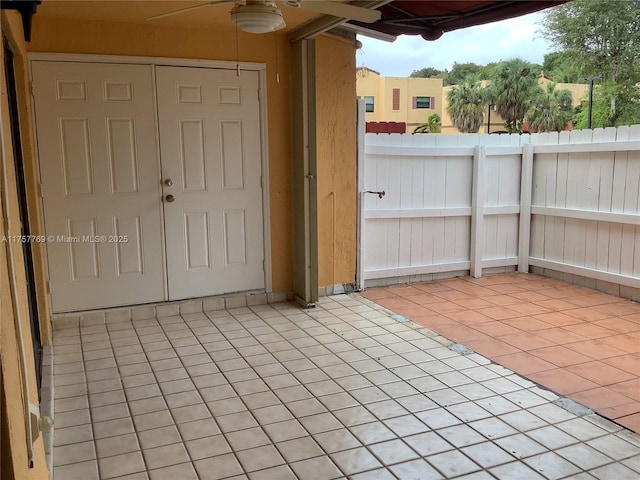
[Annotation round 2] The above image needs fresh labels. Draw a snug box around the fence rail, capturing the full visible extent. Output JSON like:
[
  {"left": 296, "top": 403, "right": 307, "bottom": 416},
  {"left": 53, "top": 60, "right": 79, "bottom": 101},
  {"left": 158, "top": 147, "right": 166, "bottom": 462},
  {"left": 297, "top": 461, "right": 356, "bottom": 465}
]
[{"left": 360, "top": 126, "right": 640, "bottom": 291}]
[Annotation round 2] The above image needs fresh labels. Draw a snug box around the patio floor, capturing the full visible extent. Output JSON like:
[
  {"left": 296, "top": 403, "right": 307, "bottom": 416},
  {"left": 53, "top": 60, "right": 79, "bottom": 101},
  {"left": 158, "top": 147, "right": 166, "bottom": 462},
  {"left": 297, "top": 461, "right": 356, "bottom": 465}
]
[
  {"left": 51, "top": 290, "right": 640, "bottom": 479},
  {"left": 362, "top": 273, "right": 640, "bottom": 433}
]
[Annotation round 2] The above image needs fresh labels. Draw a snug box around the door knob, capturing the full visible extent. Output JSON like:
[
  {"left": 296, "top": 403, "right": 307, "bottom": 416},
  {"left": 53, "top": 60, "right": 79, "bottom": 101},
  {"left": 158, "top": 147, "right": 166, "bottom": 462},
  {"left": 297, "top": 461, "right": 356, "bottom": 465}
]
[
  {"left": 164, "top": 179, "right": 173, "bottom": 186},
  {"left": 165, "top": 194, "right": 175, "bottom": 203}
]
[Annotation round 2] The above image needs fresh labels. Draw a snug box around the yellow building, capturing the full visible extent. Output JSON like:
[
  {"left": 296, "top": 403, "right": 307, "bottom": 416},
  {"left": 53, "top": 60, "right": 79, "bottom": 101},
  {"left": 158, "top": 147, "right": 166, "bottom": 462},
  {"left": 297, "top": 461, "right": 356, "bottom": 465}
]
[
  {"left": 358, "top": 68, "right": 590, "bottom": 134},
  {"left": 357, "top": 67, "right": 443, "bottom": 131}
]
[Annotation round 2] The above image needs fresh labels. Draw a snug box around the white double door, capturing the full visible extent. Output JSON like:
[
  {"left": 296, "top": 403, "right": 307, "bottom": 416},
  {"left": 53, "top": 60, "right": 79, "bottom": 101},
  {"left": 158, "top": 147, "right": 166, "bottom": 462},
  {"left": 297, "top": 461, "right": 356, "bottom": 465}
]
[{"left": 32, "top": 61, "right": 265, "bottom": 312}]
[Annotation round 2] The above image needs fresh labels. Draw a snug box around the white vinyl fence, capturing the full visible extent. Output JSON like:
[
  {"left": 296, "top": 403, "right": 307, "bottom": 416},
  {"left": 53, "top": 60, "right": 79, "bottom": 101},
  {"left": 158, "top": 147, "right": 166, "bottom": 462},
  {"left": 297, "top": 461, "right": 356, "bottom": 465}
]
[{"left": 358, "top": 126, "right": 640, "bottom": 292}]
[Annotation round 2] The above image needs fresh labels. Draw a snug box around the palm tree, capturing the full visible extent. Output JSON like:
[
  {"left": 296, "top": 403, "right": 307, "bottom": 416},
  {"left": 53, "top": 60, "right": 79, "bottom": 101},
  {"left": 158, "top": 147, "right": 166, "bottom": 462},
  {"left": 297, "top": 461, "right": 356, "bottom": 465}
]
[
  {"left": 526, "top": 83, "right": 573, "bottom": 133},
  {"left": 446, "top": 75, "right": 488, "bottom": 133},
  {"left": 413, "top": 113, "right": 441, "bottom": 134},
  {"left": 490, "top": 59, "right": 538, "bottom": 133}
]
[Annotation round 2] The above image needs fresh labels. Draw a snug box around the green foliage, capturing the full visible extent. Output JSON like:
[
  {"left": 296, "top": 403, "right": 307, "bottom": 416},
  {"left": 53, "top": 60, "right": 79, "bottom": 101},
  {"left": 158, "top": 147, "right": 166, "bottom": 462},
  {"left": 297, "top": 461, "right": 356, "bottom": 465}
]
[
  {"left": 573, "top": 81, "right": 640, "bottom": 129},
  {"left": 542, "top": 52, "right": 584, "bottom": 84},
  {"left": 413, "top": 113, "right": 442, "bottom": 134},
  {"left": 446, "top": 75, "right": 489, "bottom": 133},
  {"left": 540, "top": 0, "right": 640, "bottom": 84},
  {"left": 489, "top": 59, "right": 539, "bottom": 133},
  {"left": 525, "top": 83, "right": 574, "bottom": 133},
  {"left": 448, "top": 62, "right": 484, "bottom": 85},
  {"left": 410, "top": 67, "right": 444, "bottom": 78}
]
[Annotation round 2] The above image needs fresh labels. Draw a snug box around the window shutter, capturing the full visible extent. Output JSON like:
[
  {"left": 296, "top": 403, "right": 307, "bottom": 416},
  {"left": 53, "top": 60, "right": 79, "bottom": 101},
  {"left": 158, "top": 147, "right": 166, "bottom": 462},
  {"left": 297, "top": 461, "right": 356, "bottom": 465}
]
[
  {"left": 392, "top": 88, "right": 400, "bottom": 110},
  {"left": 431, "top": 96, "right": 436, "bottom": 109}
]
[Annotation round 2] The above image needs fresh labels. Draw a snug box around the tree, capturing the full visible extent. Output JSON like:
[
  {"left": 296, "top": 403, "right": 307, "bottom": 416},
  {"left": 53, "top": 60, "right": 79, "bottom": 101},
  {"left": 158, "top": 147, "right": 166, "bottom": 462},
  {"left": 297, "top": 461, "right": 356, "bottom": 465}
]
[
  {"left": 573, "top": 81, "right": 640, "bottom": 128},
  {"left": 541, "top": 52, "right": 583, "bottom": 83},
  {"left": 448, "top": 62, "right": 483, "bottom": 85},
  {"left": 410, "top": 67, "right": 444, "bottom": 78},
  {"left": 540, "top": 0, "right": 640, "bottom": 84},
  {"left": 489, "top": 59, "right": 538, "bottom": 133},
  {"left": 446, "top": 75, "right": 489, "bottom": 133},
  {"left": 413, "top": 113, "right": 441, "bottom": 134},
  {"left": 525, "top": 83, "right": 573, "bottom": 133}
]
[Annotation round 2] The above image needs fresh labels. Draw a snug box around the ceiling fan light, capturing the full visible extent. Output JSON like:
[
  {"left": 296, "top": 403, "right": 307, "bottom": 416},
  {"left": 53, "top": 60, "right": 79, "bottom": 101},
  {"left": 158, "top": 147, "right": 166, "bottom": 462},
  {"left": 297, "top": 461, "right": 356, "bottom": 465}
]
[{"left": 231, "top": 2, "right": 286, "bottom": 34}]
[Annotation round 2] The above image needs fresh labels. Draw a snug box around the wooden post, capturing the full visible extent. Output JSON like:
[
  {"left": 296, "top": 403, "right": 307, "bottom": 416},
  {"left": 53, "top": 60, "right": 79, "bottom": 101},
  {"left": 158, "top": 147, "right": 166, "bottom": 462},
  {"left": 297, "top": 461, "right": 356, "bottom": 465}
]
[
  {"left": 519, "top": 143, "right": 534, "bottom": 272},
  {"left": 470, "top": 145, "right": 485, "bottom": 278}
]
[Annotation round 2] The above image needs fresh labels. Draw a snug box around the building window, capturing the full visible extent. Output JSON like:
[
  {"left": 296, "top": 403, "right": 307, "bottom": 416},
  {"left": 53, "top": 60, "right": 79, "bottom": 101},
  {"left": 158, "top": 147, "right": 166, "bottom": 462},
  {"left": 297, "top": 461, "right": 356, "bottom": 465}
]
[
  {"left": 364, "top": 96, "right": 375, "bottom": 112},
  {"left": 392, "top": 88, "right": 400, "bottom": 110},
  {"left": 413, "top": 96, "right": 435, "bottom": 109}
]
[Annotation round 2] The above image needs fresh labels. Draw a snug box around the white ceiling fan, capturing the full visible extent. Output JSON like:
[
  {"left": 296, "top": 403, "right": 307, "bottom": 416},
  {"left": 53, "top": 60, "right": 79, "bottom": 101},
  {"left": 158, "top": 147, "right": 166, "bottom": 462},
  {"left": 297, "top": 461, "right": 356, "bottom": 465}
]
[{"left": 147, "top": 0, "right": 382, "bottom": 34}]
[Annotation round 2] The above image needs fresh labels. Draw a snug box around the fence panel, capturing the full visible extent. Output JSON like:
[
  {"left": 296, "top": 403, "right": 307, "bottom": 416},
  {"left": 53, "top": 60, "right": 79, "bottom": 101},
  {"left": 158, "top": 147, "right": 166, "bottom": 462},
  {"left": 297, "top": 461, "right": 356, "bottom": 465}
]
[{"left": 362, "top": 127, "right": 640, "bottom": 290}]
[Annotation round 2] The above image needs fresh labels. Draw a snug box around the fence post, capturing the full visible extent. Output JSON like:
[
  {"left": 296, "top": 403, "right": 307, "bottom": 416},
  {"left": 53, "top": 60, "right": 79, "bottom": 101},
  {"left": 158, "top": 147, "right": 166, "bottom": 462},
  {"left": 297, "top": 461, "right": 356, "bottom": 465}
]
[
  {"left": 356, "top": 98, "right": 366, "bottom": 290},
  {"left": 519, "top": 144, "right": 534, "bottom": 273},
  {"left": 470, "top": 145, "right": 485, "bottom": 278}
]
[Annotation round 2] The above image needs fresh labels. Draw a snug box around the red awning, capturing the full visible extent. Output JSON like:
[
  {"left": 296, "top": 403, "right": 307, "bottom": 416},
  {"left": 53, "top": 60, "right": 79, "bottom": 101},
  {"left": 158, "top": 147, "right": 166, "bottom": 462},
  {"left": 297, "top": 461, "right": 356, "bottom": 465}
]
[{"left": 352, "top": 1, "right": 567, "bottom": 40}]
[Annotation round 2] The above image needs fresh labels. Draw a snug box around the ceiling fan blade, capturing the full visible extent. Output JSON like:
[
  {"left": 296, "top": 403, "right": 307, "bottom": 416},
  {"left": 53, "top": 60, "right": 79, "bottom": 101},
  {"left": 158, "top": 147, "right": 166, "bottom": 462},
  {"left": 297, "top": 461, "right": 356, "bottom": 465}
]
[
  {"left": 299, "top": 1, "right": 381, "bottom": 23},
  {"left": 146, "top": 1, "right": 235, "bottom": 21}
]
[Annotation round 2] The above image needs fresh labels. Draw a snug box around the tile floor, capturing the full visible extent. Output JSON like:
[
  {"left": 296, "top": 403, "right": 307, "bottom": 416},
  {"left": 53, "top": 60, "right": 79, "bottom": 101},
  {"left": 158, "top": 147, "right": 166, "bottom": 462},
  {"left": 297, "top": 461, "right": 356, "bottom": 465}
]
[
  {"left": 362, "top": 273, "right": 640, "bottom": 433},
  {"left": 52, "top": 289, "right": 640, "bottom": 479}
]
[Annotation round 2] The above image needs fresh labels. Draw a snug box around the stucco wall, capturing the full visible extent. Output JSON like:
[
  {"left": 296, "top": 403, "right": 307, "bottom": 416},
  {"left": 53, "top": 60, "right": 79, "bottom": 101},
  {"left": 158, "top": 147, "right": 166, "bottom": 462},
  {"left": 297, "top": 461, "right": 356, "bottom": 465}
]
[
  {"left": 0, "top": 10, "right": 49, "bottom": 480},
  {"left": 28, "top": 16, "right": 294, "bottom": 292},
  {"left": 315, "top": 34, "right": 357, "bottom": 288}
]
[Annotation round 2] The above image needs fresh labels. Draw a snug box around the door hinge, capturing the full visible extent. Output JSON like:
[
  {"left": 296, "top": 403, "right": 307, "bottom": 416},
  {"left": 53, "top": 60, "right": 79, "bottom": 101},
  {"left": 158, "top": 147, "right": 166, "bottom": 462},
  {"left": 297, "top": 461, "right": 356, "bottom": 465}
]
[
  {"left": 38, "top": 183, "right": 44, "bottom": 198},
  {"left": 260, "top": 175, "right": 263, "bottom": 189},
  {"left": 46, "top": 280, "right": 51, "bottom": 295},
  {"left": 29, "top": 80, "right": 34, "bottom": 96}
]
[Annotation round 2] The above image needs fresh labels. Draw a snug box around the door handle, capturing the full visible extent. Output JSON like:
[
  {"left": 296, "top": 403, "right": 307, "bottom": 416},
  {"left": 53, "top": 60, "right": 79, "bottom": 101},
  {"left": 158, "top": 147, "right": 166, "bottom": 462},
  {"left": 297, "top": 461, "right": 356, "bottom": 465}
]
[
  {"left": 165, "top": 194, "right": 175, "bottom": 203},
  {"left": 164, "top": 178, "right": 174, "bottom": 186}
]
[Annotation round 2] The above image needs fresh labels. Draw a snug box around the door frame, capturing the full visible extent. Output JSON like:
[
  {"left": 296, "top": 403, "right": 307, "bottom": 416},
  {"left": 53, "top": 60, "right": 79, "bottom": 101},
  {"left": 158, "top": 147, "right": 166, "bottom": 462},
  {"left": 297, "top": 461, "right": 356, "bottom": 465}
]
[{"left": 28, "top": 53, "right": 273, "bottom": 300}]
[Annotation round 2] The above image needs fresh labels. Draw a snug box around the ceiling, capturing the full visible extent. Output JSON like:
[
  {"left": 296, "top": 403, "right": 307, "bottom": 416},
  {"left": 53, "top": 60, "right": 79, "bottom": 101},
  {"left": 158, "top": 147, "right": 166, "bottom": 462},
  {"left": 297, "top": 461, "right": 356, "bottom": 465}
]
[
  {"left": 24, "top": 1, "right": 567, "bottom": 40},
  {"left": 352, "top": 1, "right": 568, "bottom": 40}
]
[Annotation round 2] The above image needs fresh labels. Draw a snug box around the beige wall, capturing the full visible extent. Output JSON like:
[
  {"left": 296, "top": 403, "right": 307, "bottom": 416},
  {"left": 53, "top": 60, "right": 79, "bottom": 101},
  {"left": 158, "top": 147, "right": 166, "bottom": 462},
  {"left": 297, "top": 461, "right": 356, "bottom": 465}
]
[
  {"left": 0, "top": 11, "right": 50, "bottom": 480},
  {"left": 316, "top": 34, "right": 357, "bottom": 287},
  {"left": 357, "top": 70, "right": 443, "bottom": 128},
  {"left": 28, "top": 16, "right": 295, "bottom": 293}
]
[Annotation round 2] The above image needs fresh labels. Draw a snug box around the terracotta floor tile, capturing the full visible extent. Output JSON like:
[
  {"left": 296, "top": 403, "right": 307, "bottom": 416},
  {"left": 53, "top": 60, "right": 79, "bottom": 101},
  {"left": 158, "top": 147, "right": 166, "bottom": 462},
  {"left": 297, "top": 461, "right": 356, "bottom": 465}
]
[
  {"left": 463, "top": 338, "right": 521, "bottom": 357},
  {"left": 614, "top": 412, "right": 640, "bottom": 432},
  {"left": 425, "top": 301, "right": 468, "bottom": 314},
  {"left": 476, "top": 306, "right": 525, "bottom": 321},
  {"left": 411, "top": 314, "right": 460, "bottom": 331},
  {"left": 433, "top": 289, "right": 475, "bottom": 301},
  {"left": 394, "top": 304, "right": 438, "bottom": 319},
  {"left": 621, "top": 313, "right": 640, "bottom": 324},
  {"left": 563, "top": 308, "right": 613, "bottom": 322},
  {"left": 412, "top": 282, "right": 452, "bottom": 294},
  {"left": 401, "top": 293, "right": 443, "bottom": 305},
  {"left": 599, "top": 334, "right": 640, "bottom": 354},
  {"left": 609, "top": 378, "right": 640, "bottom": 402},
  {"left": 597, "top": 402, "right": 640, "bottom": 420},
  {"left": 484, "top": 283, "right": 527, "bottom": 294},
  {"left": 498, "top": 332, "right": 556, "bottom": 351},
  {"left": 536, "top": 287, "right": 582, "bottom": 300},
  {"left": 437, "top": 325, "right": 490, "bottom": 344},
  {"left": 567, "top": 323, "right": 618, "bottom": 339},
  {"left": 483, "top": 295, "right": 525, "bottom": 307},
  {"left": 593, "top": 317, "right": 640, "bottom": 334},
  {"left": 527, "top": 370, "right": 598, "bottom": 395},
  {"left": 529, "top": 345, "right": 592, "bottom": 367},
  {"left": 566, "top": 361, "right": 636, "bottom": 386},
  {"left": 570, "top": 387, "right": 635, "bottom": 410},
  {"left": 532, "top": 299, "right": 578, "bottom": 311},
  {"left": 534, "top": 328, "right": 588, "bottom": 345},
  {"left": 472, "top": 321, "right": 521, "bottom": 337},
  {"left": 509, "top": 291, "right": 553, "bottom": 303},
  {"left": 492, "top": 352, "right": 555, "bottom": 375},
  {"left": 448, "top": 284, "right": 497, "bottom": 297},
  {"left": 502, "top": 317, "right": 552, "bottom": 332},
  {"left": 361, "top": 289, "right": 397, "bottom": 301},
  {"left": 592, "top": 302, "right": 640, "bottom": 316},
  {"left": 564, "top": 293, "right": 622, "bottom": 308},
  {"left": 451, "top": 297, "right": 497, "bottom": 309},
  {"left": 532, "top": 312, "right": 582, "bottom": 327},
  {"left": 602, "top": 354, "right": 640, "bottom": 375},
  {"left": 508, "top": 303, "right": 552, "bottom": 316},
  {"left": 444, "top": 310, "right": 495, "bottom": 325},
  {"left": 563, "top": 339, "right": 628, "bottom": 360}
]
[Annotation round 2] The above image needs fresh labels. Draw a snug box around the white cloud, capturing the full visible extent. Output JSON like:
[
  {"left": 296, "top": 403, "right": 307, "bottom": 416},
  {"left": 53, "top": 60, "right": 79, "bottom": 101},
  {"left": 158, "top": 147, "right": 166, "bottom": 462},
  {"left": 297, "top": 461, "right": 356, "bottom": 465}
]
[{"left": 357, "top": 11, "right": 553, "bottom": 76}]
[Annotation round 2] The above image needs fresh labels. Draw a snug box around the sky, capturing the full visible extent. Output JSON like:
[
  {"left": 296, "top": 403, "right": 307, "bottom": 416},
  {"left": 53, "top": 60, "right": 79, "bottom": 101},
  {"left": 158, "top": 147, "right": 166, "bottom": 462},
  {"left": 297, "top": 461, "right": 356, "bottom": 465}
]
[{"left": 356, "top": 10, "right": 556, "bottom": 77}]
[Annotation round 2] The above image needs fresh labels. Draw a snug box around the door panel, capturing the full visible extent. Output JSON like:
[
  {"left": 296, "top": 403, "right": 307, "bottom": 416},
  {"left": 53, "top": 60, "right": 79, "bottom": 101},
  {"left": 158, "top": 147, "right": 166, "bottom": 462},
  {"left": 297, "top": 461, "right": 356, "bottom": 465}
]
[
  {"left": 32, "top": 62, "right": 165, "bottom": 312},
  {"left": 156, "top": 66, "right": 264, "bottom": 299}
]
